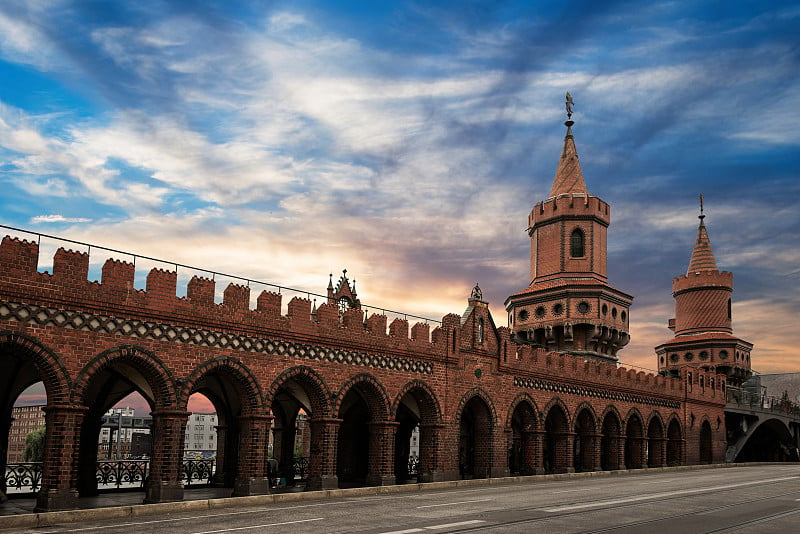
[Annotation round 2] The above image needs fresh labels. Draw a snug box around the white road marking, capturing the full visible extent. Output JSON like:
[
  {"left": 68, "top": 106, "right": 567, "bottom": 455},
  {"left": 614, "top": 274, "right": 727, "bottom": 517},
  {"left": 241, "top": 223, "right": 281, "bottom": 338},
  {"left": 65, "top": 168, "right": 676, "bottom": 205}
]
[
  {"left": 639, "top": 478, "right": 680, "bottom": 485},
  {"left": 417, "top": 498, "right": 493, "bottom": 509},
  {"left": 379, "top": 521, "right": 486, "bottom": 534},
  {"left": 541, "top": 476, "right": 798, "bottom": 512},
  {"left": 191, "top": 517, "right": 324, "bottom": 533},
  {"left": 424, "top": 520, "right": 486, "bottom": 529},
  {"left": 551, "top": 488, "right": 586, "bottom": 494}
]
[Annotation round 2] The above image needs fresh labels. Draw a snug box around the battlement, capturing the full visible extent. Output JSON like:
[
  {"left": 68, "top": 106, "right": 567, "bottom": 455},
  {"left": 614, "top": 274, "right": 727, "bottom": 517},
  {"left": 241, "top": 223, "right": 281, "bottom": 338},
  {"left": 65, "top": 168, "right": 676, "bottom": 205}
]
[
  {"left": 529, "top": 194, "right": 610, "bottom": 229},
  {"left": 673, "top": 270, "right": 733, "bottom": 294},
  {"left": 499, "top": 330, "right": 725, "bottom": 402},
  {"left": 0, "top": 234, "right": 450, "bottom": 359}
]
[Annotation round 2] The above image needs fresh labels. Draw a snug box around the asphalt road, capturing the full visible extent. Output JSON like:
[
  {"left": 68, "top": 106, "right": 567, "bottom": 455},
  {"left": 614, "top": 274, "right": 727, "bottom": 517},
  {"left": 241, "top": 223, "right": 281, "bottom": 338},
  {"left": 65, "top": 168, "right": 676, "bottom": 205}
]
[{"left": 23, "top": 465, "right": 800, "bottom": 534}]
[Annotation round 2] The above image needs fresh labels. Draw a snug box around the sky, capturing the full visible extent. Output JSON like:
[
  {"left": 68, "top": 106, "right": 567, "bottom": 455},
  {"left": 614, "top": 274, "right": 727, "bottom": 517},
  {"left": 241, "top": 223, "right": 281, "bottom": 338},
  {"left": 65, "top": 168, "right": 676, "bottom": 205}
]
[{"left": 2, "top": 0, "right": 799, "bottom": 414}]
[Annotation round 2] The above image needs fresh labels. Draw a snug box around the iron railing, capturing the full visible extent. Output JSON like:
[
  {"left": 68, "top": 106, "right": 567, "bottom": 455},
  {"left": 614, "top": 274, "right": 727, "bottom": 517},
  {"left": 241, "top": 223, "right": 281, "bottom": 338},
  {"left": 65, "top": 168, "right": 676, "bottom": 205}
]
[
  {"left": 292, "top": 457, "right": 309, "bottom": 480},
  {"left": 4, "top": 459, "right": 215, "bottom": 495},
  {"left": 727, "top": 386, "right": 800, "bottom": 415},
  {"left": 408, "top": 455, "right": 419, "bottom": 476}
]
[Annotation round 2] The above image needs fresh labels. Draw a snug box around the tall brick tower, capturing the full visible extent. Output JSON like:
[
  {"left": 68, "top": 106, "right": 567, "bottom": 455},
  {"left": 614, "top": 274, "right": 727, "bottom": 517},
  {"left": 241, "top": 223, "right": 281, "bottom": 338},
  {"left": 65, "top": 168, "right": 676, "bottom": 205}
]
[
  {"left": 505, "top": 95, "right": 632, "bottom": 363},
  {"left": 655, "top": 198, "right": 752, "bottom": 385}
]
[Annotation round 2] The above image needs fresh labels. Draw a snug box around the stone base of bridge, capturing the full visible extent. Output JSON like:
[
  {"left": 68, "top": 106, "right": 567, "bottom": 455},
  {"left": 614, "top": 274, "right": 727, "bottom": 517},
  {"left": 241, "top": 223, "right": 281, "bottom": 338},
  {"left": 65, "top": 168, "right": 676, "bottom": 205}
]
[
  {"left": 144, "top": 481, "right": 184, "bottom": 503},
  {"left": 419, "top": 470, "right": 448, "bottom": 483},
  {"left": 366, "top": 474, "right": 396, "bottom": 486},
  {"left": 306, "top": 475, "right": 338, "bottom": 491},
  {"left": 232, "top": 477, "right": 271, "bottom": 497},
  {"left": 35, "top": 488, "right": 78, "bottom": 512}
]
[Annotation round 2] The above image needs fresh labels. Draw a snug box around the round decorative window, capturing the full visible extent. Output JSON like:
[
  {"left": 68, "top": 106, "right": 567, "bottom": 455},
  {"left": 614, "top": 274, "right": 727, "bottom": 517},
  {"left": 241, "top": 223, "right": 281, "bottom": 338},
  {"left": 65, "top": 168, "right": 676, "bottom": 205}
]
[
  {"left": 685, "top": 352, "right": 694, "bottom": 361},
  {"left": 601, "top": 304, "right": 608, "bottom": 315},
  {"left": 670, "top": 353, "right": 679, "bottom": 363},
  {"left": 699, "top": 351, "right": 708, "bottom": 360},
  {"left": 660, "top": 356, "right": 665, "bottom": 365},
  {"left": 552, "top": 303, "right": 564, "bottom": 316},
  {"left": 535, "top": 306, "right": 546, "bottom": 318},
  {"left": 518, "top": 309, "right": 529, "bottom": 321},
  {"left": 611, "top": 307, "right": 618, "bottom": 319},
  {"left": 577, "top": 301, "right": 590, "bottom": 314},
  {"left": 621, "top": 311, "right": 627, "bottom": 322},
  {"left": 719, "top": 350, "right": 728, "bottom": 360}
]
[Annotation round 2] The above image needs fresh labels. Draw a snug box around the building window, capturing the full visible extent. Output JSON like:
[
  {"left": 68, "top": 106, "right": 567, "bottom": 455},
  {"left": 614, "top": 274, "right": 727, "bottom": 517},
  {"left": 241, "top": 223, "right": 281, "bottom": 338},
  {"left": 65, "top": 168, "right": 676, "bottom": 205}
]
[
  {"left": 570, "top": 229, "right": 585, "bottom": 258},
  {"left": 477, "top": 318, "right": 484, "bottom": 344}
]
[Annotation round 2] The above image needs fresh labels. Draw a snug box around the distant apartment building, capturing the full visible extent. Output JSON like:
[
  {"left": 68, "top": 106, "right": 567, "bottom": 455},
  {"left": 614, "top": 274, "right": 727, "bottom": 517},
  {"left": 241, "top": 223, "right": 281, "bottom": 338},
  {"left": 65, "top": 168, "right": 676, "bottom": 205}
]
[
  {"left": 98, "top": 407, "right": 152, "bottom": 459},
  {"left": 184, "top": 412, "right": 218, "bottom": 457},
  {"left": 7, "top": 404, "right": 46, "bottom": 463}
]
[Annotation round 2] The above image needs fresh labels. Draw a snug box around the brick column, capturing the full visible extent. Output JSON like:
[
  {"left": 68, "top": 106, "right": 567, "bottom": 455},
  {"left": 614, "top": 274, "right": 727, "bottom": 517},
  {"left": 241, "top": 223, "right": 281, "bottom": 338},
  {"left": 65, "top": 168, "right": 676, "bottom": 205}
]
[
  {"left": 616, "top": 435, "right": 626, "bottom": 470},
  {"left": 490, "top": 428, "right": 510, "bottom": 478},
  {"left": 418, "top": 423, "right": 446, "bottom": 482},
  {"left": 212, "top": 424, "right": 227, "bottom": 484},
  {"left": 233, "top": 414, "right": 272, "bottom": 496},
  {"left": 366, "top": 421, "right": 398, "bottom": 486},
  {"left": 588, "top": 433, "right": 603, "bottom": 471},
  {"left": 532, "top": 430, "right": 546, "bottom": 474},
  {"left": 35, "top": 404, "right": 86, "bottom": 511},
  {"left": 0, "top": 412, "right": 13, "bottom": 496},
  {"left": 306, "top": 418, "right": 340, "bottom": 490},
  {"left": 145, "top": 409, "right": 189, "bottom": 504},
  {"left": 555, "top": 432, "right": 575, "bottom": 473}
]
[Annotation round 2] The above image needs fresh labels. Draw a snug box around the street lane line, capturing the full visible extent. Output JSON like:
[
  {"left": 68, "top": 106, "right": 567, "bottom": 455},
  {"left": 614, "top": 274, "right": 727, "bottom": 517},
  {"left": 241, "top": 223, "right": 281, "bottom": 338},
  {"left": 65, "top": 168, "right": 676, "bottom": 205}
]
[
  {"left": 425, "top": 520, "right": 486, "bottom": 529},
  {"left": 551, "top": 488, "right": 586, "bottom": 494},
  {"left": 191, "top": 517, "right": 324, "bottom": 533},
  {"left": 417, "top": 498, "right": 493, "bottom": 509},
  {"left": 379, "top": 529, "right": 424, "bottom": 534},
  {"left": 541, "top": 476, "right": 798, "bottom": 512}
]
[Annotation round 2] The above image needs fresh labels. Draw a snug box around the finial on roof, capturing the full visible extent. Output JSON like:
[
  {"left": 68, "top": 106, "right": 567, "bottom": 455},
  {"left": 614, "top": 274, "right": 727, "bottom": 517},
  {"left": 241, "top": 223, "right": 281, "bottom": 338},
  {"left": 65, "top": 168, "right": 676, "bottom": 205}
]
[
  {"left": 328, "top": 273, "right": 334, "bottom": 290},
  {"left": 470, "top": 282, "right": 483, "bottom": 301},
  {"left": 566, "top": 91, "right": 575, "bottom": 120},
  {"left": 699, "top": 193, "right": 705, "bottom": 224}
]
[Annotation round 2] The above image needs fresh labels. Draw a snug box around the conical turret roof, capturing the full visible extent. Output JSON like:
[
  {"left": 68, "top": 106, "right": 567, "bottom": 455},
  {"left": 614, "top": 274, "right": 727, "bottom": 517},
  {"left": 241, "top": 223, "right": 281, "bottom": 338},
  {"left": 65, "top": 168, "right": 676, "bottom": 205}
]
[
  {"left": 549, "top": 121, "right": 588, "bottom": 197},
  {"left": 687, "top": 215, "right": 718, "bottom": 273}
]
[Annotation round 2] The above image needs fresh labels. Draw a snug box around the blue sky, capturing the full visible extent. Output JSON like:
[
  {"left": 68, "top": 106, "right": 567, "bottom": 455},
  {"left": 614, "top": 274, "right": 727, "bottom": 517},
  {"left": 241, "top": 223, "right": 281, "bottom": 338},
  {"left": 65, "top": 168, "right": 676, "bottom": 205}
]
[{"left": 1, "top": 0, "right": 799, "bottom": 376}]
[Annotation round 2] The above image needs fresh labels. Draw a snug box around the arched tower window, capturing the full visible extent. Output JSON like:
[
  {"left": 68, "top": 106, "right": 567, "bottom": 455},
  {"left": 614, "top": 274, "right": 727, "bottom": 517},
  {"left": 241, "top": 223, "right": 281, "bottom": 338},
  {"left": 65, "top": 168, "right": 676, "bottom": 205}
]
[
  {"left": 478, "top": 318, "right": 484, "bottom": 344},
  {"left": 570, "top": 228, "right": 585, "bottom": 258}
]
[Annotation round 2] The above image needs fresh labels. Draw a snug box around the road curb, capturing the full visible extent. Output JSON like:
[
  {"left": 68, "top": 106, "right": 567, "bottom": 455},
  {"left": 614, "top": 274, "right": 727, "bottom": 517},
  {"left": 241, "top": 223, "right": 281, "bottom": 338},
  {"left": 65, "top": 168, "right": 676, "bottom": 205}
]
[{"left": 0, "top": 462, "right": 769, "bottom": 530}]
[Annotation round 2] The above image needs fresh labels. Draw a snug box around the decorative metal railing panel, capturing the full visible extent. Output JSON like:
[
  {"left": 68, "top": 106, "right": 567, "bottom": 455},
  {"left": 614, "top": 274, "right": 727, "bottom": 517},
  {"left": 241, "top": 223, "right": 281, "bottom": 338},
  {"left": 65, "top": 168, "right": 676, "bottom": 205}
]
[
  {"left": 96, "top": 460, "right": 150, "bottom": 489},
  {"left": 727, "top": 386, "right": 800, "bottom": 415},
  {"left": 5, "top": 459, "right": 216, "bottom": 495},
  {"left": 292, "top": 457, "right": 309, "bottom": 480},
  {"left": 408, "top": 456, "right": 419, "bottom": 476},
  {"left": 3, "top": 462, "right": 42, "bottom": 493},
  {"left": 183, "top": 459, "right": 215, "bottom": 486}
]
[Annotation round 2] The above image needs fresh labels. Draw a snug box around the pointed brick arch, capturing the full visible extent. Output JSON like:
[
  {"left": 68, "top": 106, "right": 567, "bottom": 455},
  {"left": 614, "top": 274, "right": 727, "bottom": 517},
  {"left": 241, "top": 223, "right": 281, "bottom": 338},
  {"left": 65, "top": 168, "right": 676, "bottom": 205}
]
[
  {"left": 180, "top": 356, "right": 266, "bottom": 416},
  {"left": 453, "top": 387, "right": 498, "bottom": 426},
  {"left": 624, "top": 407, "right": 645, "bottom": 433},
  {"left": 265, "top": 365, "right": 332, "bottom": 419},
  {"left": 505, "top": 393, "right": 541, "bottom": 431},
  {"left": 571, "top": 401, "right": 599, "bottom": 430},
  {"left": 392, "top": 379, "right": 442, "bottom": 425},
  {"left": 0, "top": 330, "right": 70, "bottom": 403},
  {"left": 543, "top": 397, "right": 571, "bottom": 427},
  {"left": 72, "top": 344, "right": 175, "bottom": 410},
  {"left": 647, "top": 411, "right": 666, "bottom": 437},
  {"left": 335, "top": 373, "right": 391, "bottom": 421}
]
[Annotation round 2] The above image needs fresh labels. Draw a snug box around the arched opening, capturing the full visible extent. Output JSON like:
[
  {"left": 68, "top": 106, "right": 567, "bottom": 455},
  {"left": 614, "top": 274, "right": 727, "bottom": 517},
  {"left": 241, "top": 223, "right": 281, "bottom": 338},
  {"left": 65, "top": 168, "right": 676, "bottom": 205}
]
[
  {"left": 624, "top": 413, "right": 645, "bottom": 469},
  {"left": 573, "top": 408, "right": 597, "bottom": 472},
  {"left": 600, "top": 411, "right": 622, "bottom": 471},
  {"left": 570, "top": 228, "right": 585, "bottom": 258},
  {"left": 458, "top": 396, "right": 492, "bottom": 479},
  {"left": 736, "top": 419, "right": 797, "bottom": 462},
  {"left": 647, "top": 417, "right": 665, "bottom": 467},
  {"left": 394, "top": 384, "right": 440, "bottom": 484},
  {"left": 508, "top": 400, "right": 537, "bottom": 476},
  {"left": 544, "top": 404, "right": 570, "bottom": 473},
  {"left": 699, "top": 420, "right": 713, "bottom": 464},
  {"left": 666, "top": 419, "right": 683, "bottom": 466},
  {"left": 183, "top": 392, "right": 218, "bottom": 486},
  {"left": 185, "top": 359, "right": 267, "bottom": 497},
  {"left": 337, "top": 377, "right": 390, "bottom": 488},
  {"left": 4, "top": 383, "right": 47, "bottom": 498},
  {"left": 1, "top": 333, "right": 68, "bottom": 506}
]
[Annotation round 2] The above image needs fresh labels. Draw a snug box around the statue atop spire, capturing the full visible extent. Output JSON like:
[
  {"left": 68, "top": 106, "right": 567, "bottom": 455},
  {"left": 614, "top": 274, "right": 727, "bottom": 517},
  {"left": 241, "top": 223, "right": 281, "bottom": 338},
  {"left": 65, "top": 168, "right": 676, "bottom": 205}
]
[{"left": 566, "top": 91, "right": 575, "bottom": 120}]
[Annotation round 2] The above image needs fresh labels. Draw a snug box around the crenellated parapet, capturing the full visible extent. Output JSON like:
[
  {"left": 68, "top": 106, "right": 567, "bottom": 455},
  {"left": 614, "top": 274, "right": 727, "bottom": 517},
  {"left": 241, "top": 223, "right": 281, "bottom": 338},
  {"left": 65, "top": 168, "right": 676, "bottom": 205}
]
[{"left": 528, "top": 193, "right": 610, "bottom": 232}]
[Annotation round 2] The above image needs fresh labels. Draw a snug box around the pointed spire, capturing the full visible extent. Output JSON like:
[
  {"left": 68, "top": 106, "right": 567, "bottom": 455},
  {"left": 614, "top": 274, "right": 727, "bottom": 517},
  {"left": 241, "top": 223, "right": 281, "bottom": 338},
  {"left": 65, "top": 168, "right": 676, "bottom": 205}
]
[
  {"left": 549, "top": 92, "right": 588, "bottom": 197},
  {"left": 687, "top": 194, "right": 718, "bottom": 273}
]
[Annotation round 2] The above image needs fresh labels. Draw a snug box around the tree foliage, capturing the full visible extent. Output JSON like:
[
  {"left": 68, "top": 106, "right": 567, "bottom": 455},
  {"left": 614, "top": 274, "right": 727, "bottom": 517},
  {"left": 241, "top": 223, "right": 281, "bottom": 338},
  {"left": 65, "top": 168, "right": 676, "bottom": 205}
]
[{"left": 23, "top": 426, "right": 46, "bottom": 462}]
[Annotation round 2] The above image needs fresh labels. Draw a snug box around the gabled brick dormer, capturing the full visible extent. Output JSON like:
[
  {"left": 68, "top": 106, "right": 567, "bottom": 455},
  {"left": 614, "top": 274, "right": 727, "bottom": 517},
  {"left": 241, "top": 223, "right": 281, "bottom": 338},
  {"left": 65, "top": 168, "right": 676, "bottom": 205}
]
[
  {"left": 655, "top": 198, "right": 752, "bottom": 385},
  {"left": 505, "top": 96, "right": 632, "bottom": 364}
]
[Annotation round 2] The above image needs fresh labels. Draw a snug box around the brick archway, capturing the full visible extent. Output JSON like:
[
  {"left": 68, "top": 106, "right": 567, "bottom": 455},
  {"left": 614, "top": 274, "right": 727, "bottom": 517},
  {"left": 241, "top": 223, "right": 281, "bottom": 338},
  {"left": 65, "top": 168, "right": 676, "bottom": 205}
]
[
  {"left": 573, "top": 402, "right": 598, "bottom": 472},
  {"left": 647, "top": 412, "right": 666, "bottom": 467},
  {"left": 266, "top": 365, "right": 333, "bottom": 419},
  {"left": 0, "top": 330, "right": 70, "bottom": 403},
  {"left": 455, "top": 388, "right": 498, "bottom": 480},
  {"left": 624, "top": 408, "right": 646, "bottom": 469},
  {"left": 543, "top": 398, "right": 571, "bottom": 473},
  {"left": 666, "top": 415, "right": 683, "bottom": 466},
  {"left": 506, "top": 393, "right": 540, "bottom": 475},
  {"left": 600, "top": 406, "right": 623, "bottom": 470},
  {"left": 392, "top": 380, "right": 443, "bottom": 484}
]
